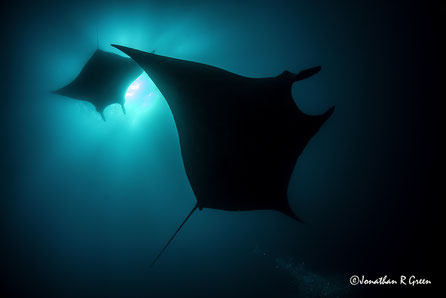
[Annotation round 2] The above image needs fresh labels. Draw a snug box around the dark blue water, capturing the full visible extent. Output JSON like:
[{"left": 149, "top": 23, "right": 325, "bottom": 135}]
[{"left": 1, "top": 1, "right": 435, "bottom": 297}]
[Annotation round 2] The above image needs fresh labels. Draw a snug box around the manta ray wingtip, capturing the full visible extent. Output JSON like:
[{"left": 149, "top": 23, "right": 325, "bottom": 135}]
[
  {"left": 51, "top": 88, "right": 63, "bottom": 95},
  {"left": 324, "top": 106, "right": 335, "bottom": 121},
  {"left": 312, "top": 105, "right": 335, "bottom": 130},
  {"left": 277, "top": 199, "right": 305, "bottom": 223},
  {"left": 281, "top": 207, "right": 305, "bottom": 223},
  {"left": 325, "top": 105, "right": 335, "bottom": 117},
  {"left": 286, "top": 210, "right": 305, "bottom": 223},
  {"left": 111, "top": 44, "right": 132, "bottom": 52},
  {"left": 313, "top": 65, "right": 322, "bottom": 72}
]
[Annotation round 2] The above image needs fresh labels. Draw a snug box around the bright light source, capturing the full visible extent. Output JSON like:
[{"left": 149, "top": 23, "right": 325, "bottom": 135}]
[
  {"left": 123, "top": 72, "right": 163, "bottom": 117},
  {"left": 129, "top": 82, "right": 140, "bottom": 90},
  {"left": 101, "top": 73, "right": 163, "bottom": 123}
]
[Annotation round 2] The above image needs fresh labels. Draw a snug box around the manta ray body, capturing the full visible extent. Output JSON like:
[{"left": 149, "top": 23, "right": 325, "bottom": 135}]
[
  {"left": 111, "top": 45, "right": 334, "bottom": 265},
  {"left": 53, "top": 49, "right": 142, "bottom": 120}
]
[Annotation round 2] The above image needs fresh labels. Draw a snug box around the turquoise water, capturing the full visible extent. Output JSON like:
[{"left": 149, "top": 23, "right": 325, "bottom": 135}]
[{"left": 1, "top": 1, "right": 434, "bottom": 297}]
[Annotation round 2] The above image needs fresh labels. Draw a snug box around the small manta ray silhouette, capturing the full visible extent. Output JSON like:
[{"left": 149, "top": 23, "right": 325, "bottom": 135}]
[
  {"left": 53, "top": 49, "right": 142, "bottom": 120},
  {"left": 111, "top": 45, "right": 335, "bottom": 266}
]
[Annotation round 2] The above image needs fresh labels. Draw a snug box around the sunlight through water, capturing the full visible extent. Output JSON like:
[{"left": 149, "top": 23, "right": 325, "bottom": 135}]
[{"left": 102, "top": 72, "right": 163, "bottom": 125}]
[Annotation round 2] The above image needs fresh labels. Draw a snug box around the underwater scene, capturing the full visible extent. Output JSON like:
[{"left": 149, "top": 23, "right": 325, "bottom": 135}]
[{"left": 1, "top": 0, "right": 435, "bottom": 297}]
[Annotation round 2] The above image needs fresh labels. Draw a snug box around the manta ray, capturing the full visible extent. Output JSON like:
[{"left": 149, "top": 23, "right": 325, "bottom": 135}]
[
  {"left": 111, "top": 45, "right": 334, "bottom": 265},
  {"left": 53, "top": 49, "right": 142, "bottom": 120}
]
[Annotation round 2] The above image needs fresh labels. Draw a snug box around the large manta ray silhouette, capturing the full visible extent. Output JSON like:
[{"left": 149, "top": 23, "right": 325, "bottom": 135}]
[
  {"left": 111, "top": 45, "right": 334, "bottom": 265},
  {"left": 53, "top": 49, "right": 142, "bottom": 120}
]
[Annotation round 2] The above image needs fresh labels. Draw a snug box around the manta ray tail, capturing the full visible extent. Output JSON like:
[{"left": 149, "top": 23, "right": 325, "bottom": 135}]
[{"left": 151, "top": 204, "right": 198, "bottom": 267}]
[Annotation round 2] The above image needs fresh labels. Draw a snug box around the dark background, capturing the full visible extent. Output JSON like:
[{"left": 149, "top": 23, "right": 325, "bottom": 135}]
[{"left": 0, "top": 0, "right": 438, "bottom": 297}]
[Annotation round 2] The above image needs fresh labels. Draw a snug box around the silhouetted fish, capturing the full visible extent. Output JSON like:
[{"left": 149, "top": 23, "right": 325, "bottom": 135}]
[
  {"left": 53, "top": 49, "right": 142, "bottom": 120},
  {"left": 116, "top": 45, "right": 334, "bottom": 265}
]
